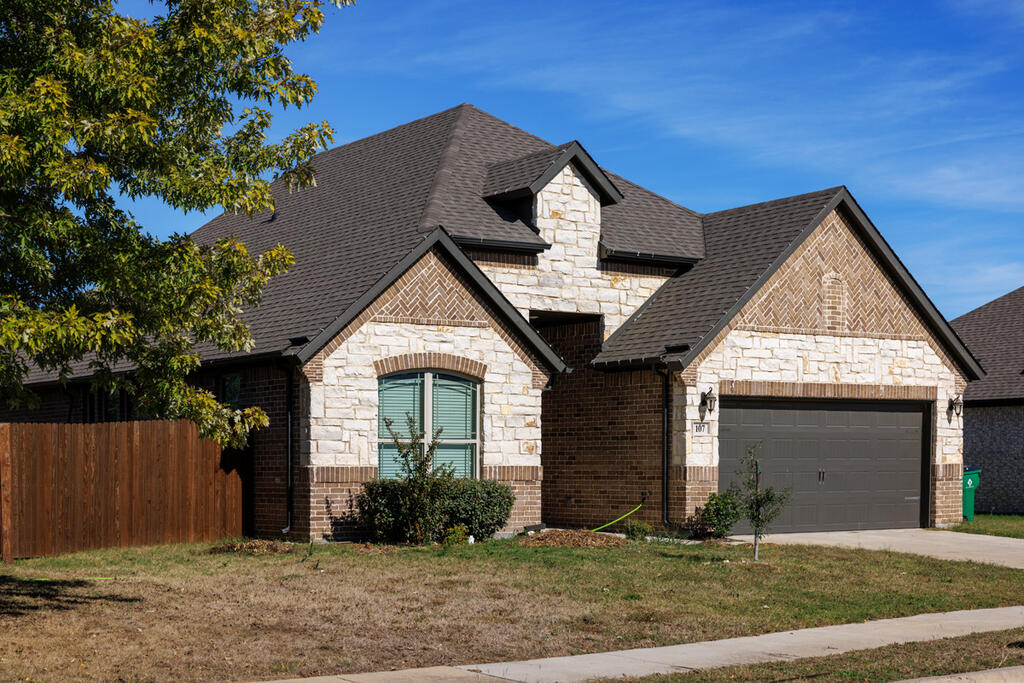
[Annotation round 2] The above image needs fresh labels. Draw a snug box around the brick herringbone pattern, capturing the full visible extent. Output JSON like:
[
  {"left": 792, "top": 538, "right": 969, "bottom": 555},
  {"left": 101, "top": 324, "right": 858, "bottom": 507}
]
[
  {"left": 740, "top": 210, "right": 924, "bottom": 338},
  {"left": 305, "top": 249, "right": 551, "bottom": 388},
  {"left": 374, "top": 254, "right": 488, "bottom": 326},
  {"left": 684, "top": 209, "right": 966, "bottom": 391}
]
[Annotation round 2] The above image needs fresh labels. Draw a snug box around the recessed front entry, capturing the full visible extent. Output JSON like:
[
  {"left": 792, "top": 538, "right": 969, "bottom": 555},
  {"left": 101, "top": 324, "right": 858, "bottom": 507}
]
[{"left": 718, "top": 399, "right": 928, "bottom": 533}]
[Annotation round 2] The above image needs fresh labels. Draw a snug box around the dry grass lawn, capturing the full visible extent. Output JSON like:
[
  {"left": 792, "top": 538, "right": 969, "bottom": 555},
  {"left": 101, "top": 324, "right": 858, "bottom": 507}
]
[
  {"left": 616, "top": 627, "right": 1024, "bottom": 682},
  {"left": 2, "top": 538, "right": 1024, "bottom": 682}
]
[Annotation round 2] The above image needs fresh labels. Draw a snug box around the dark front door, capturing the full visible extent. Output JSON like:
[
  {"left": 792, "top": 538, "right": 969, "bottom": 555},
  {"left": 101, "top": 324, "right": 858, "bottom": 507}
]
[{"left": 718, "top": 399, "right": 927, "bottom": 533}]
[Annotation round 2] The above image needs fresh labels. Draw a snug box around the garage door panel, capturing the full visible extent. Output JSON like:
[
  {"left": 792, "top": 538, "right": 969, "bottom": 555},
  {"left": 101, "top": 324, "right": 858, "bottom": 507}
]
[{"left": 718, "top": 400, "right": 925, "bottom": 534}]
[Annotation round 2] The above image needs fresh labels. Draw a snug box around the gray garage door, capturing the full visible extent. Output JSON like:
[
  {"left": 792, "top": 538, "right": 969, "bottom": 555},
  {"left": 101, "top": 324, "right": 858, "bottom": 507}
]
[{"left": 718, "top": 400, "right": 927, "bottom": 533}]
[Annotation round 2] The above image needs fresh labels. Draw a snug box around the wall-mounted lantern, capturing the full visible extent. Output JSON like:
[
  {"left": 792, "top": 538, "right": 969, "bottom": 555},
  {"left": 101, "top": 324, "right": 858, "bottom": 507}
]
[
  {"left": 700, "top": 387, "right": 717, "bottom": 413},
  {"left": 948, "top": 395, "right": 963, "bottom": 417}
]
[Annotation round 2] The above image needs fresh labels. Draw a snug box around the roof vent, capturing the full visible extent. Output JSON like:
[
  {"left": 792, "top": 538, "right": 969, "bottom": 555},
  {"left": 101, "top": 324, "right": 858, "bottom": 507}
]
[{"left": 288, "top": 335, "right": 310, "bottom": 347}]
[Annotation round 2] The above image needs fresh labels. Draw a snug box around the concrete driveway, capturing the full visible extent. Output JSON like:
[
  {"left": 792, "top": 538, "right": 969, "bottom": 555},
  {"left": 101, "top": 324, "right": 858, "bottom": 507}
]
[{"left": 731, "top": 528, "right": 1024, "bottom": 569}]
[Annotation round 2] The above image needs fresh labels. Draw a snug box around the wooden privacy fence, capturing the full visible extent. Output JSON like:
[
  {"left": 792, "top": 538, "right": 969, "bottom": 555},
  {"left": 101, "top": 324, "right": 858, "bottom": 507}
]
[{"left": 0, "top": 420, "right": 242, "bottom": 563}]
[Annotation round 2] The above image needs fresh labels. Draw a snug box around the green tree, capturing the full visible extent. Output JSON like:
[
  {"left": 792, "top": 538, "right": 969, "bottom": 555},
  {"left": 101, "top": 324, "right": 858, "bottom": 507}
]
[
  {"left": 0, "top": 0, "right": 351, "bottom": 446},
  {"left": 733, "top": 442, "right": 790, "bottom": 561}
]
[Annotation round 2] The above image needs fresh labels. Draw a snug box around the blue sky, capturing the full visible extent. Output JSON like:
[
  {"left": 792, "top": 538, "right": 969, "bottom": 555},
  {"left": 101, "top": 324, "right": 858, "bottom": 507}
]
[{"left": 125, "top": 0, "right": 1024, "bottom": 319}]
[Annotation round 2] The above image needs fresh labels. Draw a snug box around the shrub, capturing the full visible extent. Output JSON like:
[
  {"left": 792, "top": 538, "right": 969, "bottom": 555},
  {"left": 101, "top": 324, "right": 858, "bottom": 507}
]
[
  {"left": 356, "top": 414, "right": 515, "bottom": 543},
  {"left": 682, "top": 491, "right": 742, "bottom": 539},
  {"left": 623, "top": 519, "right": 653, "bottom": 541},
  {"left": 438, "top": 478, "right": 515, "bottom": 540},
  {"left": 440, "top": 524, "right": 469, "bottom": 547}
]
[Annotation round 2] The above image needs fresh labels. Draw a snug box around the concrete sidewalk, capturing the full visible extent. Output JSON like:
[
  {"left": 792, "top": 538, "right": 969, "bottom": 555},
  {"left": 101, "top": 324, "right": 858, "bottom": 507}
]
[
  {"left": 260, "top": 605, "right": 1024, "bottom": 683},
  {"left": 730, "top": 529, "right": 1024, "bottom": 570},
  {"left": 461, "top": 605, "right": 1024, "bottom": 683}
]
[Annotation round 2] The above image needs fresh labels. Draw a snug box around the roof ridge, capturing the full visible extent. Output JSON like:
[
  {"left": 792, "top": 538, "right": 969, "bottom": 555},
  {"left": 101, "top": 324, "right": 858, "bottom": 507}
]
[
  {"left": 953, "top": 283, "right": 1024, "bottom": 323},
  {"left": 603, "top": 169, "right": 702, "bottom": 218},
  {"left": 461, "top": 104, "right": 553, "bottom": 147},
  {"left": 417, "top": 104, "right": 472, "bottom": 233},
  {"left": 705, "top": 186, "right": 844, "bottom": 217},
  {"left": 485, "top": 140, "right": 566, "bottom": 170}
]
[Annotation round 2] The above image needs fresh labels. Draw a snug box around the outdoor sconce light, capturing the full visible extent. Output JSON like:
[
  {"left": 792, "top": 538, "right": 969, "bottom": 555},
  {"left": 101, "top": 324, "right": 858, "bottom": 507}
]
[
  {"left": 948, "top": 395, "right": 963, "bottom": 417},
  {"left": 700, "top": 387, "right": 717, "bottom": 413}
]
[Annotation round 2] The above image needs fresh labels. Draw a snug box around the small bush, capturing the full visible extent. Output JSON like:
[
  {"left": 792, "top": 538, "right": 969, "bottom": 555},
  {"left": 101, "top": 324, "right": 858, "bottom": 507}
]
[
  {"left": 356, "top": 415, "right": 515, "bottom": 543},
  {"left": 438, "top": 478, "right": 515, "bottom": 540},
  {"left": 358, "top": 477, "right": 514, "bottom": 543},
  {"left": 440, "top": 524, "right": 469, "bottom": 547},
  {"left": 623, "top": 520, "right": 653, "bottom": 541},
  {"left": 682, "top": 491, "right": 741, "bottom": 539}
]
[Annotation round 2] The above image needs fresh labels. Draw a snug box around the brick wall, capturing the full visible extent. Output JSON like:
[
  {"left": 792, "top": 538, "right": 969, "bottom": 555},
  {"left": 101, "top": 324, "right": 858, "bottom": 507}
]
[
  {"left": 932, "top": 463, "right": 964, "bottom": 526},
  {"left": 964, "top": 405, "right": 1024, "bottom": 514},
  {"left": 0, "top": 386, "right": 78, "bottom": 422},
  {"left": 537, "top": 317, "right": 680, "bottom": 529},
  {"left": 303, "top": 464, "right": 541, "bottom": 540},
  {"left": 193, "top": 362, "right": 302, "bottom": 539}
]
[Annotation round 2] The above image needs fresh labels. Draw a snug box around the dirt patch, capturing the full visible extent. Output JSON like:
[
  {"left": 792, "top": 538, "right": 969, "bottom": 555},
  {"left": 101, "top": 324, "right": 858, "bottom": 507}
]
[
  {"left": 517, "top": 529, "right": 628, "bottom": 548},
  {"left": 207, "top": 539, "right": 294, "bottom": 555}
]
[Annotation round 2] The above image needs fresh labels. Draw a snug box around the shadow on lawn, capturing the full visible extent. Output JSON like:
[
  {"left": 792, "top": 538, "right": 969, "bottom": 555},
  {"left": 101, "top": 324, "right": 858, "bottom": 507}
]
[{"left": 0, "top": 574, "right": 139, "bottom": 617}]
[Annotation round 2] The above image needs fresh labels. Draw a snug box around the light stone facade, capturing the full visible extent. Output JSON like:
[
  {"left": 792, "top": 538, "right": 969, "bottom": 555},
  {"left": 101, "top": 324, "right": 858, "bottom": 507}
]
[
  {"left": 298, "top": 248, "right": 547, "bottom": 473},
  {"left": 674, "top": 332, "right": 963, "bottom": 470},
  {"left": 474, "top": 164, "right": 672, "bottom": 339},
  {"left": 305, "top": 319, "right": 542, "bottom": 469}
]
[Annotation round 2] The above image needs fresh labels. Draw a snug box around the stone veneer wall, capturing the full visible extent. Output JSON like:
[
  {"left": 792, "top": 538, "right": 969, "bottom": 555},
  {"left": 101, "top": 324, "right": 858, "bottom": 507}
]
[
  {"left": 472, "top": 164, "right": 674, "bottom": 340},
  {"left": 964, "top": 405, "right": 1024, "bottom": 514},
  {"left": 675, "top": 208, "right": 969, "bottom": 526},
  {"left": 298, "top": 248, "right": 550, "bottom": 539}
]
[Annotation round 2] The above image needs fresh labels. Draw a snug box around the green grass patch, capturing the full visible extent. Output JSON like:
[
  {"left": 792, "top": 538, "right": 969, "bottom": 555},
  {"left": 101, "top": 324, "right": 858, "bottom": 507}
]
[{"left": 951, "top": 514, "right": 1024, "bottom": 539}]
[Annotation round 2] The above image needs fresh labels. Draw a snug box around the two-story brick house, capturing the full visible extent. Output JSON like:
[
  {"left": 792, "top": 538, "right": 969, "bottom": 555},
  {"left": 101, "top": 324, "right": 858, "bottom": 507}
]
[{"left": 8, "top": 104, "right": 983, "bottom": 539}]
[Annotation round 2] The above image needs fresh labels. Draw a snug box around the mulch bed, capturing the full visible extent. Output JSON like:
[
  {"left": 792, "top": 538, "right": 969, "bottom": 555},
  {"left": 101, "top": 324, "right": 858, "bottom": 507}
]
[
  {"left": 208, "top": 539, "right": 295, "bottom": 555},
  {"left": 516, "top": 529, "right": 628, "bottom": 548}
]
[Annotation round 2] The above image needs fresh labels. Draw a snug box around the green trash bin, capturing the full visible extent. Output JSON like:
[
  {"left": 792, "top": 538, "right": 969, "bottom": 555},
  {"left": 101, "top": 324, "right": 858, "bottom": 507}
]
[{"left": 963, "top": 468, "right": 981, "bottom": 522}]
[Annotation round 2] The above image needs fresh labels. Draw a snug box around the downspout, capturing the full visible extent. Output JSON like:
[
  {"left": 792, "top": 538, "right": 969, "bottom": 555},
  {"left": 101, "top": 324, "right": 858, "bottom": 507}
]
[
  {"left": 280, "top": 362, "right": 295, "bottom": 536},
  {"left": 654, "top": 365, "right": 671, "bottom": 527}
]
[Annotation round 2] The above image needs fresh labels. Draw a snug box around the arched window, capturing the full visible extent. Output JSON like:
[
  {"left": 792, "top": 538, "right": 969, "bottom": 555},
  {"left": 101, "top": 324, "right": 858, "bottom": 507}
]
[{"left": 378, "top": 372, "right": 479, "bottom": 478}]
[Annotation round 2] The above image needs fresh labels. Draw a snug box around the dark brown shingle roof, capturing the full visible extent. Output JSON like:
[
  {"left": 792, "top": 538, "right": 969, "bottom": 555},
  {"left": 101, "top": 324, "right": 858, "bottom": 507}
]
[
  {"left": 191, "top": 103, "right": 706, "bottom": 362},
  {"left": 595, "top": 188, "right": 842, "bottom": 365},
  {"left": 952, "top": 286, "right": 1024, "bottom": 403}
]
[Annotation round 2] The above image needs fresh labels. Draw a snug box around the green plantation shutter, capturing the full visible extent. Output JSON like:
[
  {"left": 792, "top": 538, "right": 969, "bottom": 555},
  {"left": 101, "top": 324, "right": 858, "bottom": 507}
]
[
  {"left": 378, "top": 374, "right": 423, "bottom": 437},
  {"left": 377, "top": 374, "right": 424, "bottom": 478},
  {"left": 434, "top": 443, "right": 475, "bottom": 478},
  {"left": 377, "top": 443, "right": 404, "bottom": 479},
  {"left": 432, "top": 374, "right": 476, "bottom": 439}
]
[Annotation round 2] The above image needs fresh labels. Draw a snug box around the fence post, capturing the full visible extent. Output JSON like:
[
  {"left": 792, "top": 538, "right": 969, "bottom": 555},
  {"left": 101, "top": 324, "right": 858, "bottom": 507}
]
[{"left": 1, "top": 423, "right": 13, "bottom": 564}]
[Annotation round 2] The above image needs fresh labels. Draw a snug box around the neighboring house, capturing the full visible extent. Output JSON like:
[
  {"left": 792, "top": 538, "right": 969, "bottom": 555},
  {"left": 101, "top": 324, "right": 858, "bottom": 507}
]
[
  {"left": 952, "top": 286, "right": 1024, "bottom": 514},
  {"left": 3, "top": 104, "right": 983, "bottom": 539}
]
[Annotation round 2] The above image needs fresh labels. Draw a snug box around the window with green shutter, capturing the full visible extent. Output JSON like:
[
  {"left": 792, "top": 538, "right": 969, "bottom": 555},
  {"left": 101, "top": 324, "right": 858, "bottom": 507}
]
[{"left": 377, "top": 371, "right": 479, "bottom": 478}]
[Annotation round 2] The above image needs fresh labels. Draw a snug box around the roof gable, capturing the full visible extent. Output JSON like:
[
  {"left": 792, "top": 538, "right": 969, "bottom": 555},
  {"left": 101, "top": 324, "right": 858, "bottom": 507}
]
[
  {"left": 952, "top": 285, "right": 1024, "bottom": 402},
  {"left": 294, "top": 227, "right": 567, "bottom": 374},
  {"left": 482, "top": 141, "right": 623, "bottom": 206},
  {"left": 596, "top": 187, "right": 983, "bottom": 381}
]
